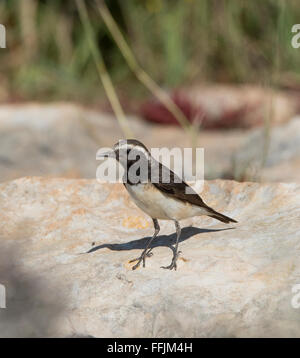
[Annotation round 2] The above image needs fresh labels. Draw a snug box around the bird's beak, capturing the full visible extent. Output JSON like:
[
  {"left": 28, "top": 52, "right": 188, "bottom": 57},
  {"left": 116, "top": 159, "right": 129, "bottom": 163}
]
[{"left": 96, "top": 149, "right": 115, "bottom": 159}]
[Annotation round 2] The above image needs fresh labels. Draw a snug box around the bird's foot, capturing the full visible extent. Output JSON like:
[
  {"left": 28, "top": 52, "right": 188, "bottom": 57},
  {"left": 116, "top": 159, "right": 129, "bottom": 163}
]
[
  {"left": 161, "top": 251, "right": 182, "bottom": 271},
  {"left": 129, "top": 249, "right": 153, "bottom": 270}
]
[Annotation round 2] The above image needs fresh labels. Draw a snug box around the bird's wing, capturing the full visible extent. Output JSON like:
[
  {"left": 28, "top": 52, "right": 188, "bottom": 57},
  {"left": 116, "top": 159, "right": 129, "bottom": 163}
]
[
  {"left": 150, "top": 160, "right": 209, "bottom": 209},
  {"left": 149, "top": 159, "right": 237, "bottom": 223}
]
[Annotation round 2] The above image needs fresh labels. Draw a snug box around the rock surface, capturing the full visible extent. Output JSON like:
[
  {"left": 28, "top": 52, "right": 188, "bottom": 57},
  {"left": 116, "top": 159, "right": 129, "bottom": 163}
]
[
  {"left": 233, "top": 117, "right": 300, "bottom": 182},
  {"left": 0, "top": 177, "right": 300, "bottom": 337},
  {"left": 184, "top": 85, "right": 300, "bottom": 128},
  {"left": 0, "top": 102, "right": 147, "bottom": 181}
]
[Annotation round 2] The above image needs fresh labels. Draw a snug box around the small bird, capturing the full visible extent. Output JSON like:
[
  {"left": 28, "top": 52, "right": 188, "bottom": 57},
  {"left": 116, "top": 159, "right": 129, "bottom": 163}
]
[{"left": 99, "top": 139, "right": 237, "bottom": 270}]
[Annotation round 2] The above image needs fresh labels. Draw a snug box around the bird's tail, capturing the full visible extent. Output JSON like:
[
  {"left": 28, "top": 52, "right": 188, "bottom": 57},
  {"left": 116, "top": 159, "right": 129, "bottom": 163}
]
[{"left": 206, "top": 207, "right": 238, "bottom": 224}]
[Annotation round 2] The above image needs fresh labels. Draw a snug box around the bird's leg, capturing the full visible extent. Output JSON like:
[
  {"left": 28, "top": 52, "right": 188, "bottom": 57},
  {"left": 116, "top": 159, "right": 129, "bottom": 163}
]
[
  {"left": 161, "top": 220, "right": 181, "bottom": 270},
  {"left": 130, "top": 218, "right": 160, "bottom": 270}
]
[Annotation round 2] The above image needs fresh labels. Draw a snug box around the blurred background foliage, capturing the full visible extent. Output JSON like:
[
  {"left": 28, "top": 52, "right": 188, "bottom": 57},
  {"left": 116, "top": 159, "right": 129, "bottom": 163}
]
[{"left": 1, "top": 0, "right": 300, "bottom": 104}]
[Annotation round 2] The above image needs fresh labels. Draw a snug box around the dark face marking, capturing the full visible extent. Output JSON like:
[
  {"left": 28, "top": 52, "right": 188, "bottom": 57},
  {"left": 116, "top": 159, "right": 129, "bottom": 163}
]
[
  {"left": 114, "top": 143, "right": 149, "bottom": 166},
  {"left": 112, "top": 142, "right": 151, "bottom": 185}
]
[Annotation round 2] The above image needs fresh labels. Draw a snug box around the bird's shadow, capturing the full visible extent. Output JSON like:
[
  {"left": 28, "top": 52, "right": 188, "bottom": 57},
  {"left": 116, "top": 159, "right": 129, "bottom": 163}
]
[{"left": 85, "top": 226, "right": 234, "bottom": 255}]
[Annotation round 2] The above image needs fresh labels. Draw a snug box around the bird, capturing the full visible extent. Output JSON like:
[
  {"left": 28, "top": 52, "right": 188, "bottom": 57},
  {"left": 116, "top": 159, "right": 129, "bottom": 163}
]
[{"left": 98, "top": 139, "right": 237, "bottom": 271}]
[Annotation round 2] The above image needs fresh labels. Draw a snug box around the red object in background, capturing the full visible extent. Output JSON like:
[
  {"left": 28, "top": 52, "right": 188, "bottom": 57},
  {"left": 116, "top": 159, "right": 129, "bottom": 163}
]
[
  {"left": 140, "top": 91, "right": 202, "bottom": 126},
  {"left": 140, "top": 90, "right": 250, "bottom": 129}
]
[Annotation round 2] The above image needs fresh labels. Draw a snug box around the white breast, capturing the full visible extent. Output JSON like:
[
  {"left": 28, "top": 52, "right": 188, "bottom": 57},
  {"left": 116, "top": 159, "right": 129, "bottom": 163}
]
[{"left": 124, "top": 183, "right": 207, "bottom": 221}]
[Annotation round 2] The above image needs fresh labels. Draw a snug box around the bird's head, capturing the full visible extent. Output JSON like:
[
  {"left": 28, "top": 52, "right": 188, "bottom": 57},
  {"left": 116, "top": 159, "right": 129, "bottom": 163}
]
[{"left": 98, "top": 139, "right": 151, "bottom": 168}]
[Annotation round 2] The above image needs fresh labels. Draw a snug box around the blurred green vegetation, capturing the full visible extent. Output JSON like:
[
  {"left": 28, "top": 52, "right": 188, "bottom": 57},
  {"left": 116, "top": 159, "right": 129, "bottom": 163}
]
[{"left": 1, "top": 0, "right": 300, "bottom": 104}]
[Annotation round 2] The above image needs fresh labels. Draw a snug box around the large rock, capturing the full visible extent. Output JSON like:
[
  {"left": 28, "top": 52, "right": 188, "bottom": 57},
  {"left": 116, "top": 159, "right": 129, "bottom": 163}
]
[
  {"left": 233, "top": 117, "right": 300, "bottom": 182},
  {"left": 0, "top": 103, "right": 148, "bottom": 181},
  {"left": 183, "top": 85, "right": 300, "bottom": 128},
  {"left": 0, "top": 177, "right": 300, "bottom": 337}
]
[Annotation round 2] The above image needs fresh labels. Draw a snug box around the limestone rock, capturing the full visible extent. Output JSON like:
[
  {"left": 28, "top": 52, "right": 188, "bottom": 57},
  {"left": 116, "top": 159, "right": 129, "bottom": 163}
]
[
  {"left": 0, "top": 177, "right": 300, "bottom": 337},
  {"left": 0, "top": 103, "right": 148, "bottom": 181},
  {"left": 184, "top": 85, "right": 299, "bottom": 128},
  {"left": 233, "top": 117, "right": 300, "bottom": 181}
]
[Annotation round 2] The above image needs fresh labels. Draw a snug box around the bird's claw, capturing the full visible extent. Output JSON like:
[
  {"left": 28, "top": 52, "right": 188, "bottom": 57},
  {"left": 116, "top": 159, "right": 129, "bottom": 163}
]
[
  {"left": 131, "top": 262, "right": 140, "bottom": 270},
  {"left": 161, "top": 251, "right": 182, "bottom": 271},
  {"left": 129, "top": 249, "right": 154, "bottom": 270},
  {"left": 161, "top": 262, "right": 177, "bottom": 270}
]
